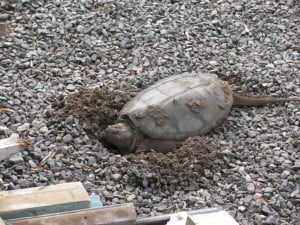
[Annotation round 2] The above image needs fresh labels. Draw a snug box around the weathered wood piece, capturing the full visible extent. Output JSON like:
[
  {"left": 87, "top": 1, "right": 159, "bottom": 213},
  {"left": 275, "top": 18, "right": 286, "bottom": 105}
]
[
  {"left": 185, "top": 210, "right": 239, "bottom": 225},
  {"left": 0, "top": 137, "right": 24, "bottom": 161},
  {"left": 9, "top": 203, "right": 136, "bottom": 225},
  {"left": 0, "top": 217, "right": 6, "bottom": 225},
  {"left": 0, "top": 182, "right": 90, "bottom": 220},
  {"left": 136, "top": 208, "right": 235, "bottom": 225}
]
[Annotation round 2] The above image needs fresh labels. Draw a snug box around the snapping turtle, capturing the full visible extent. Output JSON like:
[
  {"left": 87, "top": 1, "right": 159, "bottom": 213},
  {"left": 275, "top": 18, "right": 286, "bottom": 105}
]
[{"left": 103, "top": 73, "right": 300, "bottom": 153}]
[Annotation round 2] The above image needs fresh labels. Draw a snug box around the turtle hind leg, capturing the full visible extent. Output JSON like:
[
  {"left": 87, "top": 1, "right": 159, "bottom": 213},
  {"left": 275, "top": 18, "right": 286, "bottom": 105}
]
[{"left": 136, "top": 138, "right": 182, "bottom": 153}]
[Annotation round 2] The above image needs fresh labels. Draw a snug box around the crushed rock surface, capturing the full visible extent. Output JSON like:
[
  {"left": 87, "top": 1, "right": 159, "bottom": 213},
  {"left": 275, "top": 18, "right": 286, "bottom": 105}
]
[{"left": 0, "top": 1, "right": 299, "bottom": 224}]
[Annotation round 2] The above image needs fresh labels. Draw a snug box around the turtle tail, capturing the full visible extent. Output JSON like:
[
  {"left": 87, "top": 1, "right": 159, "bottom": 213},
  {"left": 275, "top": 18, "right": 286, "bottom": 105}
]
[{"left": 232, "top": 94, "right": 300, "bottom": 106}]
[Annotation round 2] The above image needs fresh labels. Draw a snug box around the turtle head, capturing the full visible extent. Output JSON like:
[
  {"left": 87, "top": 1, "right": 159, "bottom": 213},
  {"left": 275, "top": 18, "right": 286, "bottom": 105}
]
[{"left": 102, "top": 122, "right": 134, "bottom": 153}]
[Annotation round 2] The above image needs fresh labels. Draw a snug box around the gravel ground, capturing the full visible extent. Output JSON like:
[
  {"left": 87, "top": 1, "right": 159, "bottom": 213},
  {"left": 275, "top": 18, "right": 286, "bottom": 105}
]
[{"left": 0, "top": 0, "right": 299, "bottom": 224}]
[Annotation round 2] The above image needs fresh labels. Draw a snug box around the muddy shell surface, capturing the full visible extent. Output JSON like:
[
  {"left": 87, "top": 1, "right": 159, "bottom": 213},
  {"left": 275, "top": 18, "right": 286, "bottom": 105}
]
[{"left": 121, "top": 73, "right": 234, "bottom": 140}]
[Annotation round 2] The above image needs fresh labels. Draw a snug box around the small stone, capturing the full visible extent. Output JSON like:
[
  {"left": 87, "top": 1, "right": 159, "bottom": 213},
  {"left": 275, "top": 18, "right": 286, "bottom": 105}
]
[
  {"left": 265, "top": 63, "right": 274, "bottom": 69},
  {"left": 280, "top": 170, "right": 290, "bottom": 178},
  {"left": 264, "top": 215, "right": 277, "bottom": 224},
  {"left": 66, "top": 84, "right": 76, "bottom": 91},
  {"left": 74, "top": 162, "right": 82, "bottom": 169},
  {"left": 0, "top": 126, "right": 10, "bottom": 137},
  {"left": 246, "top": 183, "right": 255, "bottom": 193},
  {"left": 156, "top": 205, "right": 167, "bottom": 212},
  {"left": 88, "top": 156, "right": 97, "bottom": 165},
  {"left": 76, "top": 25, "right": 85, "bottom": 33},
  {"left": 17, "top": 123, "right": 30, "bottom": 132},
  {"left": 71, "top": 130, "right": 80, "bottom": 138},
  {"left": 3, "top": 42, "right": 13, "bottom": 47},
  {"left": 9, "top": 152, "right": 24, "bottom": 163},
  {"left": 39, "top": 126, "right": 48, "bottom": 134},
  {"left": 209, "top": 60, "right": 219, "bottom": 66},
  {"left": 0, "top": 14, "right": 10, "bottom": 21},
  {"left": 274, "top": 60, "right": 285, "bottom": 65},
  {"left": 127, "top": 194, "right": 136, "bottom": 201},
  {"left": 142, "top": 208, "right": 151, "bottom": 214},
  {"left": 111, "top": 173, "right": 122, "bottom": 181},
  {"left": 160, "top": 29, "right": 168, "bottom": 35},
  {"left": 234, "top": 5, "right": 243, "bottom": 11},
  {"left": 15, "top": 165, "right": 24, "bottom": 171},
  {"left": 32, "top": 120, "right": 45, "bottom": 129},
  {"left": 102, "top": 191, "right": 113, "bottom": 199},
  {"left": 188, "top": 196, "right": 200, "bottom": 203},
  {"left": 263, "top": 187, "right": 273, "bottom": 193},
  {"left": 88, "top": 174, "right": 95, "bottom": 181},
  {"left": 152, "top": 196, "right": 162, "bottom": 202},
  {"left": 106, "top": 185, "right": 113, "bottom": 190},
  {"left": 286, "top": 201, "right": 293, "bottom": 209},
  {"left": 169, "top": 179, "right": 178, "bottom": 184},
  {"left": 39, "top": 175, "right": 48, "bottom": 182},
  {"left": 260, "top": 143, "right": 270, "bottom": 149},
  {"left": 292, "top": 161, "right": 300, "bottom": 170},
  {"left": 238, "top": 206, "right": 247, "bottom": 212},
  {"left": 63, "top": 134, "right": 72, "bottom": 143},
  {"left": 247, "top": 131, "right": 256, "bottom": 138},
  {"left": 213, "top": 174, "right": 220, "bottom": 181},
  {"left": 290, "top": 190, "right": 299, "bottom": 198},
  {"left": 261, "top": 205, "right": 272, "bottom": 215},
  {"left": 186, "top": 179, "right": 200, "bottom": 191},
  {"left": 143, "top": 178, "right": 149, "bottom": 187},
  {"left": 216, "top": 196, "right": 226, "bottom": 205},
  {"left": 28, "top": 159, "right": 37, "bottom": 168},
  {"left": 253, "top": 193, "right": 263, "bottom": 202},
  {"left": 141, "top": 192, "right": 151, "bottom": 198},
  {"left": 20, "top": 179, "right": 29, "bottom": 188}
]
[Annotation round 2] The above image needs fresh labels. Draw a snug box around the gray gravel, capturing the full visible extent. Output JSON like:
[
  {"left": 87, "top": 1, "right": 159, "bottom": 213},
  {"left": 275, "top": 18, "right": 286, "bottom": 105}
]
[{"left": 0, "top": 0, "right": 299, "bottom": 224}]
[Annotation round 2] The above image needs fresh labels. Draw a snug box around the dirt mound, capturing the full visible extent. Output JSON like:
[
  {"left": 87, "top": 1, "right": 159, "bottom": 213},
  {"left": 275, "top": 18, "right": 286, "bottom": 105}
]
[
  {"left": 52, "top": 86, "right": 138, "bottom": 138},
  {"left": 86, "top": 136, "right": 218, "bottom": 192},
  {"left": 125, "top": 136, "right": 217, "bottom": 188}
]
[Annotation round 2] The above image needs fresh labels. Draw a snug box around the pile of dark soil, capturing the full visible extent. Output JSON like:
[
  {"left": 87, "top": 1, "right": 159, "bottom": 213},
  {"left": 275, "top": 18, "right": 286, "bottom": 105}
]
[
  {"left": 52, "top": 86, "right": 137, "bottom": 138},
  {"left": 125, "top": 136, "right": 217, "bottom": 188}
]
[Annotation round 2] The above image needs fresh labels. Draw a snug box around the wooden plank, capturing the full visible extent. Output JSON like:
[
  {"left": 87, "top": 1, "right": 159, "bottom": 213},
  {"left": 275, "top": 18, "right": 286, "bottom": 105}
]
[
  {"left": 185, "top": 210, "right": 239, "bottom": 225},
  {"left": 0, "top": 182, "right": 90, "bottom": 220},
  {"left": 136, "top": 208, "right": 223, "bottom": 225},
  {"left": 0, "top": 137, "right": 24, "bottom": 161},
  {"left": 0, "top": 217, "right": 6, "bottom": 225},
  {"left": 9, "top": 203, "right": 136, "bottom": 225}
]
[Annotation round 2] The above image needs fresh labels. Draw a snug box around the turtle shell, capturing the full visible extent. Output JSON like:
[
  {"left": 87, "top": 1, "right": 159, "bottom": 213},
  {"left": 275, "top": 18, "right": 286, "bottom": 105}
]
[{"left": 121, "top": 73, "right": 233, "bottom": 140}]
